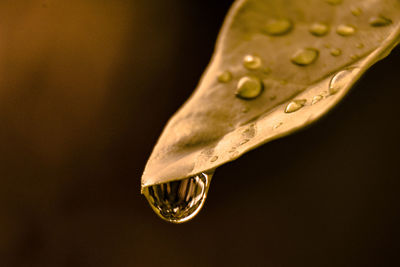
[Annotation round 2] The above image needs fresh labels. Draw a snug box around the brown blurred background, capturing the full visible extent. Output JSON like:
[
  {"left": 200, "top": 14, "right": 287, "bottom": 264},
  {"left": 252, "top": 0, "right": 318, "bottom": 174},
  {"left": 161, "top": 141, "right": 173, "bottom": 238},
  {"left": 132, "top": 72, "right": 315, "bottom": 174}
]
[{"left": 0, "top": 1, "right": 399, "bottom": 266}]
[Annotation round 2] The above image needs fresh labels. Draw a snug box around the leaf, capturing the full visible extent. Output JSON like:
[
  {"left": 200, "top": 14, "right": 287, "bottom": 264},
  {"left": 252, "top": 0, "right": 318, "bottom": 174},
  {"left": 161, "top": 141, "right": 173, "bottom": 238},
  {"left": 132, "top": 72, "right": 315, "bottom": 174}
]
[{"left": 141, "top": 0, "right": 400, "bottom": 189}]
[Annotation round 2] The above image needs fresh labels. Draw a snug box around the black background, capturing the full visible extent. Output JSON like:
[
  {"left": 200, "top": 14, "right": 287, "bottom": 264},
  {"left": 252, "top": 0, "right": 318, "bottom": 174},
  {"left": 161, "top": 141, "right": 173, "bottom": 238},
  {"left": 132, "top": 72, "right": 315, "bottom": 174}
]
[{"left": 1, "top": 0, "right": 399, "bottom": 266}]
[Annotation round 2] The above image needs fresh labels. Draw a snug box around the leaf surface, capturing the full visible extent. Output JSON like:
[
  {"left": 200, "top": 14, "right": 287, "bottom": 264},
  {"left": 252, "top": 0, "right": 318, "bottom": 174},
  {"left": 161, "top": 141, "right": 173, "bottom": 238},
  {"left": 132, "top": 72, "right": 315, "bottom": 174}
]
[{"left": 142, "top": 0, "right": 400, "bottom": 189}]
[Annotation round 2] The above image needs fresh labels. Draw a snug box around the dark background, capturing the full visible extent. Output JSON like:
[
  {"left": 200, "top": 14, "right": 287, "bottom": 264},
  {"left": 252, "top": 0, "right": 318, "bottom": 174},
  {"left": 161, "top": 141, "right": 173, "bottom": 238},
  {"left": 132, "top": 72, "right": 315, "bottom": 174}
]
[{"left": 1, "top": 0, "right": 399, "bottom": 266}]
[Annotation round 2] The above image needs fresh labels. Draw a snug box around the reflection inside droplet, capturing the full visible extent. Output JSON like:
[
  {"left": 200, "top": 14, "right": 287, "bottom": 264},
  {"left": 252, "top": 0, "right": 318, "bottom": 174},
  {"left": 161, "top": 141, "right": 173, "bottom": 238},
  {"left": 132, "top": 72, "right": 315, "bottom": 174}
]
[{"left": 143, "top": 172, "right": 212, "bottom": 223}]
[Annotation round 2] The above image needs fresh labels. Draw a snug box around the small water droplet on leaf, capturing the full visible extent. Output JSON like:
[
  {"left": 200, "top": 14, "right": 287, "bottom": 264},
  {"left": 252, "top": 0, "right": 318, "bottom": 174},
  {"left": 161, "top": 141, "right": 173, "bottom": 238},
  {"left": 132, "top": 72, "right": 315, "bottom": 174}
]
[
  {"left": 309, "top": 22, "right": 330, "bottom": 36},
  {"left": 330, "top": 48, "right": 342, "bottom": 56},
  {"left": 273, "top": 122, "right": 283, "bottom": 129},
  {"left": 218, "top": 71, "right": 232, "bottom": 83},
  {"left": 329, "top": 69, "right": 354, "bottom": 95},
  {"left": 291, "top": 48, "right": 319, "bottom": 66},
  {"left": 262, "top": 67, "right": 272, "bottom": 74},
  {"left": 336, "top": 24, "right": 356, "bottom": 36},
  {"left": 350, "top": 54, "right": 360, "bottom": 60},
  {"left": 210, "top": 156, "right": 218, "bottom": 162},
  {"left": 370, "top": 15, "right": 392, "bottom": 27},
  {"left": 351, "top": 7, "right": 362, "bottom": 17},
  {"left": 311, "top": 95, "right": 323, "bottom": 104},
  {"left": 285, "top": 99, "right": 307, "bottom": 113},
  {"left": 236, "top": 76, "right": 264, "bottom": 100},
  {"left": 243, "top": 55, "right": 262, "bottom": 70},
  {"left": 239, "top": 139, "right": 250, "bottom": 146},
  {"left": 263, "top": 19, "right": 293, "bottom": 36}
]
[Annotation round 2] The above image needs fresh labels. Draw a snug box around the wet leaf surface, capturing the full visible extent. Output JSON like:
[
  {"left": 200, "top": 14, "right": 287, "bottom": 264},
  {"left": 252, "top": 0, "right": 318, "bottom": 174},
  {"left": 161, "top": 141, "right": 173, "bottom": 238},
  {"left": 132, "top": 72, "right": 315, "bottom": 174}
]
[{"left": 142, "top": 0, "right": 400, "bottom": 188}]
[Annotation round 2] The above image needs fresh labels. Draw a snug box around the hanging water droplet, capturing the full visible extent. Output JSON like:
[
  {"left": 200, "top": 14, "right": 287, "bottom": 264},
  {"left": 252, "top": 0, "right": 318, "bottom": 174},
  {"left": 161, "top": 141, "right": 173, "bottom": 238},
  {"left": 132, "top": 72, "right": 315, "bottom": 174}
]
[
  {"left": 311, "top": 95, "right": 323, "bottom": 105},
  {"left": 325, "top": 0, "right": 342, "bottom": 5},
  {"left": 291, "top": 48, "right": 319, "bottom": 66},
  {"left": 351, "top": 7, "right": 362, "bottom": 17},
  {"left": 236, "top": 76, "right": 264, "bottom": 100},
  {"left": 143, "top": 173, "right": 212, "bottom": 223},
  {"left": 243, "top": 55, "right": 262, "bottom": 70},
  {"left": 329, "top": 69, "right": 355, "bottom": 95},
  {"left": 309, "top": 22, "right": 329, "bottom": 36},
  {"left": 285, "top": 99, "right": 307, "bottom": 113},
  {"left": 336, "top": 24, "right": 356, "bottom": 36},
  {"left": 369, "top": 15, "right": 392, "bottom": 27},
  {"left": 217, "top": 71, "right": 232, "bottom": 83},
  {"left": 330, "top": 48, "right": 342, "bottom": 56},
  {"left": 262, "top": 19, "right": 293, "bottom": 36}
]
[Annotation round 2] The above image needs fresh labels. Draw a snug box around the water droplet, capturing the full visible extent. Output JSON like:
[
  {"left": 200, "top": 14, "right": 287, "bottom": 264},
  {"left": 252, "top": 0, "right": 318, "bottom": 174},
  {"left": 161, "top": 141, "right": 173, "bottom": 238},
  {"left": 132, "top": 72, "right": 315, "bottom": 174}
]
[
  {"left": 242, "top": 106, "right": 250, "bottom": 113},
  {"left": 309, "top": 22, "right": 329, "bottom": 36},
  {"left": 356, "top": 43, "right": 364, "bottom": 49},
  {"left": 239, "top": 139, "right": 250, "bottom": 146},
  {"left": 330, "top": 48, "right": 342, "bottom": 56},
  {"left": 273, "top": 122, "right": 283, "bottom": 129},
  {"left": 243, "top": 55, "right": 262, "bottom": 70},
  {"left": 269, "top": 95, "right": 277, "bottom": 101},
  {"left": 262, "top": 67, "right": 272, "bottom": 74},
  {"left": 263, "top": 19, "right": 293, "bottom": 36},
  {"left": 351, "top": 7, "right": 362, "bottom": 17},
  {"left": 236, "top": 76, "right": 264, "bottom": 100},
  {"left": 350, "top": 54, "right": 360, "bottom": 60},
  {"left": 336, "top": 24, "right": 356, "bottom": 36},
  {"left": 143, "top": 173, "right": 212, "bottom": 223},
  {"left": 230, "top": 151, "right": 240, "bottom": 159},
  {"left": 285, "top": 99, "right": 307, "bottom": 113},
  {"left": 311, "top": 95, "right": 323, "bottom": 104},
  {"left": 325, "top": 0, "right": 342, "bottom": 5},
  {"left": 329, "top": 69, "right": 354, "bottom": 95},
  {"left": 210, "top": 156, "right": 218, "bottom": 162},
  {"left": 369, "top": 15, "right": 392, "bottom": 27},
  {"left": 280, "top": 80, "right": 288, "bottom": 85},
  {"left": 217, "top": 71, "right": 232, "bottom": 83},
  {"left": 291, "top": 48, "right": 319, "bottom": 66},
  {"left": 242, "top": 124, "right": 256, "bottom": 139}
]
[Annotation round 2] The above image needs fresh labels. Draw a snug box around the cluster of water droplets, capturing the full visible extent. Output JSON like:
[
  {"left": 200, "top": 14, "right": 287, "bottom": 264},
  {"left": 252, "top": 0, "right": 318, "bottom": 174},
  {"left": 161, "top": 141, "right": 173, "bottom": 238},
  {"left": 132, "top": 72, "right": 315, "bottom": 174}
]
[{"left": 214, "top": 4, "right": 393, "bottom": 116}]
